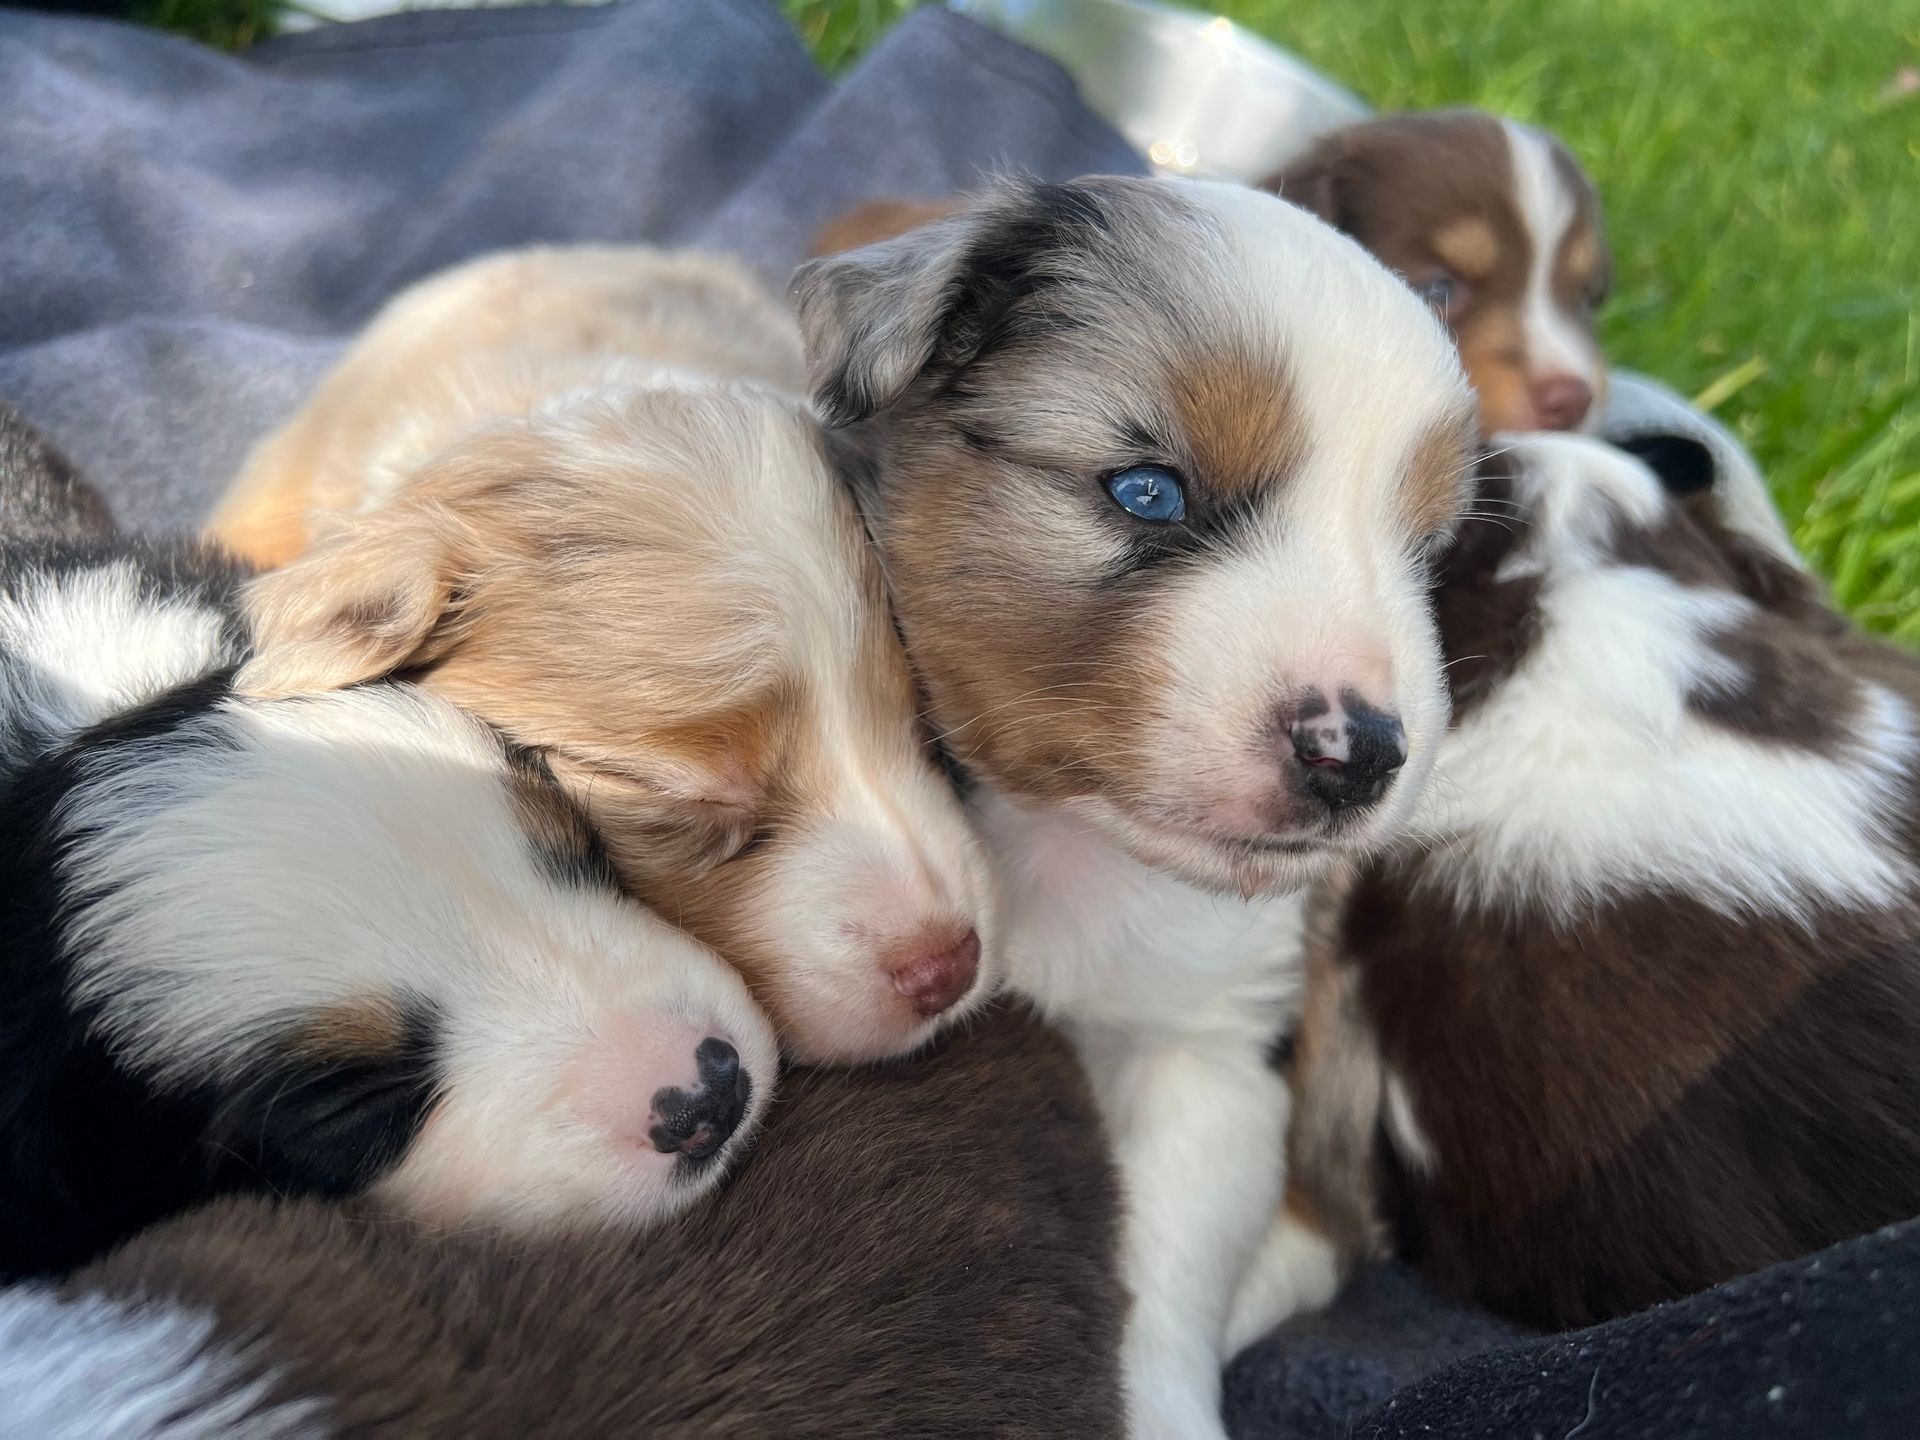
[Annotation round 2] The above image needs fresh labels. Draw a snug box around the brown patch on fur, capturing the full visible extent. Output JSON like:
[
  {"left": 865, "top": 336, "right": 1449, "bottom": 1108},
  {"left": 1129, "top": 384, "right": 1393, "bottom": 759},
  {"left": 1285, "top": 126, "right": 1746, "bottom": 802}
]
[
  {"left": 1358, "top": 875, "right": 1920, "bottom": 1326},
  {"left": 1425, "top": 469, "right": 1545, "bottom": 715},
  {"left": 1690, "top": 612, "right": 1864, "bottom": 752},
  {"left": 74, "top": 1004, "right": 1126, "bottom": 1438},
  {"left": 1169, "top": 350, "right": 1309, "bottom": 498},
  {"left": 1335, "top": 447, "right": 1920, "bottom": 1328},
  {"left": 809, "top": 197, "right": 964, "bottom": 257},
  {"left": 282, "top": 999, "right": 408, "bottom": 1064},
  {"left": 1399, "top": 412, "right": 1477, "bottom": 541},
  {"left": 1549, "top": 144, "right": 1610, "bottom": 315},
  {"left": 1263, "top": 110, "right": 1609, "bottom": 435}
]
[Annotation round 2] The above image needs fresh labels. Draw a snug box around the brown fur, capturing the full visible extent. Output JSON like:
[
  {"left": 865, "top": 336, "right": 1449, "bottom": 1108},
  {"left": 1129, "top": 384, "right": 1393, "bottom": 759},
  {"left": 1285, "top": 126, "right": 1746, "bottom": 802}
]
[
  {"left": 1262, "top": 109, "right": 1610, "bottom": 434},
  {"left": 282, "top": 999, "right": 411, "bottom": 1065},
  {"left": 1294, "top": 446, "right": 1920, "bottom": 1329},
  {"left": 74, "top": 1005, "right": 1126, "bottom": 1438}
]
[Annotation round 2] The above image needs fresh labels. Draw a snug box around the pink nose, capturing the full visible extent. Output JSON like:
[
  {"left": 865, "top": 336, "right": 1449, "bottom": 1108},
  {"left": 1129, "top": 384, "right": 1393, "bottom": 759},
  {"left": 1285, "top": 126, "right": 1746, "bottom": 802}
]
[
  {"left": 1530, "top": 374, "right": 1594, "bottom": 430},
  {"left": 886, "top": 926, "right": 981, "bottom": 1017}
]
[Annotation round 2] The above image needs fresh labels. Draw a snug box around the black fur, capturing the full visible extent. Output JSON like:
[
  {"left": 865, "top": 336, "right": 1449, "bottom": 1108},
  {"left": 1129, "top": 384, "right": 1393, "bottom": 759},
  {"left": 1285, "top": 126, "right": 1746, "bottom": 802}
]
[
  {"left": 0, "top": 670, "right": 447, "bottom": 1279},
  {"left": 0, "top": 403, "right": 114, "bottom": 543},
  {"left": 1614, "top": 431, "right": 1716, "bottom": 495}
]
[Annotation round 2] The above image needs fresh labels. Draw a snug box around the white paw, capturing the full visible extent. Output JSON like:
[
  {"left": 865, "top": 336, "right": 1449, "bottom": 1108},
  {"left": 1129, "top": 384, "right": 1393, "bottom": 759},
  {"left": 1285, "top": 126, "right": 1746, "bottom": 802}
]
[{"left": 1223, "top": 1209, "right": 1343, "bottom": 1356}]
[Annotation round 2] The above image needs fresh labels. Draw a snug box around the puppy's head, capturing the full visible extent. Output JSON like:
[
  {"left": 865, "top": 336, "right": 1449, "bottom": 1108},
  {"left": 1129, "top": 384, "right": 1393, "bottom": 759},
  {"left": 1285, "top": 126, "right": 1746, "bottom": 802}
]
[
  {"left": 1266, "top": 111, "right": 1610, "bottom": 435},
  {"left": 794, "top": 176, "right": 1476, "bottom": 897},
  {"left": 52, "top": 684, "right": 778, "bottom": 1234},
  {"left": 236, "top": 384, "right": 996, "bottom": 1063}
]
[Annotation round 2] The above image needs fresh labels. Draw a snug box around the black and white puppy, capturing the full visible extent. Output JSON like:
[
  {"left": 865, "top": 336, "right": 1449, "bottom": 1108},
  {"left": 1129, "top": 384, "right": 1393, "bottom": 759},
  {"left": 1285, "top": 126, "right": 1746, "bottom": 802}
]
[{"left": 0, "top": 406, "right": 776, "bottom": 1280}]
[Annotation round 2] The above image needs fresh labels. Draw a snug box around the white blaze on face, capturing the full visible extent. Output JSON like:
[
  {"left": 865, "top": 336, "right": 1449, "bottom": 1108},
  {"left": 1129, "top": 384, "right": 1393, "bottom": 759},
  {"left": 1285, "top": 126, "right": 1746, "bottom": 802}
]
[
  {"left": 1502, "top": 120, "right": 1605, "bottom": 417},
  {"left": 1117, "top": 182, "right": 1468, "bottom": 875}
]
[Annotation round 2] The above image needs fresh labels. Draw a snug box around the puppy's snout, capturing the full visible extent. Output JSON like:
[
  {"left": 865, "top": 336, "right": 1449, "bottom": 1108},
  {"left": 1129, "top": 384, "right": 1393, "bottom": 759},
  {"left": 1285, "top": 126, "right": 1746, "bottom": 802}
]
[
  {"left": 1530, "top": 374, "right": 1595, "bottom": 431},
  {"left": 647, "top": 1036, "right": 751, "bottom": 1165},
  {"left": 1287, "top": 690, "right": 1408, "bottom": 813},
  {"left": 885, "top": 925, "right": 981, "bottom": 1018}
]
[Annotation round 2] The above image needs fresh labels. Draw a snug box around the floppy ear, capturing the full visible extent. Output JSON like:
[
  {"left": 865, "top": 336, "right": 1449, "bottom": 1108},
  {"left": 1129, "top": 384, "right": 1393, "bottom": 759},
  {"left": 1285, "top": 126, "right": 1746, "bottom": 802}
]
[
  {"left": 788, "top": 204, "right": 990, "bottom": 428},
  {"left": 235, "top": 495, "right": 463, "bottom": 699},
  {"left": 1261, "top": 141, "right": 1343, "bottom": 226}
]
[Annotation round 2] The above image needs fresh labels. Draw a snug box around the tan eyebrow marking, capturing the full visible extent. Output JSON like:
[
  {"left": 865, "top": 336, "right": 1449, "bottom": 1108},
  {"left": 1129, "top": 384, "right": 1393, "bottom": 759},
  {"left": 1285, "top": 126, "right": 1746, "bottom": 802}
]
[{"left": 1432, "top": 218, "right": 1500, "bottom": 282}]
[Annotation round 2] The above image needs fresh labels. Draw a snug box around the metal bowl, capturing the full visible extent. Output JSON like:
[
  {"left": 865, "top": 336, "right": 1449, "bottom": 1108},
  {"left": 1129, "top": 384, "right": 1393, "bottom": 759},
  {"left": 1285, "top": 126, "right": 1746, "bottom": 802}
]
[{"left": 949, "top": 0, "right": 1369, "bottom": 182}]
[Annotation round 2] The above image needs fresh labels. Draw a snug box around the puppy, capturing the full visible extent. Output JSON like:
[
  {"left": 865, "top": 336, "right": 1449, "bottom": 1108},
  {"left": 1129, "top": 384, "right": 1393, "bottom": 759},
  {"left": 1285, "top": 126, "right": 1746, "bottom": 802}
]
[
  {"left": 792, "top": 177, "right": 1476, "bottom": 1438},
  {"left": 208, "top": 248, "right": 998, "bottom": 1063},
  {"left": 1304, "top": 432, "right": 1920, "bottom": 1329},
  {"left": 57, "top": 1006, "right": 1125, "bottom": 1439},
  {"left": 0, "top": 414, "right": 775, "bottom": 1279},
  {"left": 1262, "top": 109, "right": 1611, "bottom": 434}
]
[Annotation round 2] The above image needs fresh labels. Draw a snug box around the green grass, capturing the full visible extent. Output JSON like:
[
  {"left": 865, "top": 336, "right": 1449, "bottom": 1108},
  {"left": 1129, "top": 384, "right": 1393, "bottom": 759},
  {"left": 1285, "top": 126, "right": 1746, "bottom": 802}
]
[
  {"left": 789, "top": 0, "right": 1920, "bottom": 640},
  {"left": 142, "top": 0, "right": 1920, "bottom": 636}
]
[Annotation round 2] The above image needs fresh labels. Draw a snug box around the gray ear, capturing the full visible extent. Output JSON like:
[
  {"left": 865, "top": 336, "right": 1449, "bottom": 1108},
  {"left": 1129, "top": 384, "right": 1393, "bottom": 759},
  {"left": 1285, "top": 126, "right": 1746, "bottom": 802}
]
[{"left": 789, "top": 208, "right": 987, "bottom": 429}]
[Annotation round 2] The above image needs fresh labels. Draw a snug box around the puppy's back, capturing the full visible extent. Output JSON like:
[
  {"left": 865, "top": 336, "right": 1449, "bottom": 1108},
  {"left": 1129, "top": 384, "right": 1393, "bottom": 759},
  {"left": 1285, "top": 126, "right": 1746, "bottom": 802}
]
[
  {"left": 210, "top": 247, "right": 809, "bottom": 567},
  {"left": 72, "top": 1005, "right": 1125, "bottom": 1438}
]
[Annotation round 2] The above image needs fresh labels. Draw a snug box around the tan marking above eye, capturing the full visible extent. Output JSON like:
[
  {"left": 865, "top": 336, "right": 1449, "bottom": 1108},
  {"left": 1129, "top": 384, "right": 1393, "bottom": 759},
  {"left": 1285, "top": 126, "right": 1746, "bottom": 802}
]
[
  {"left": 1430, "top": 218, "right": 1500, "bottom": 283},
  {"left": 1398, "top": 409, "right": 1480, "bottom": 542},
  {"left": 285, "top": 998, "right": 408, "bottom": 1063},
  {"left": 1168, "top": 348, "right": 1307, "bottom": 499}
]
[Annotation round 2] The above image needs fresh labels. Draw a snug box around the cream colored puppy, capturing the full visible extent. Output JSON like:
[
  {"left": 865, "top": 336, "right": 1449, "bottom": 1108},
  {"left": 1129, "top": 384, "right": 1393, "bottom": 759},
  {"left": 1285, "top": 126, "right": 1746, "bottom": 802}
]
[{"left": 213, "top": 248, "right": 997, "bottom": 1064}]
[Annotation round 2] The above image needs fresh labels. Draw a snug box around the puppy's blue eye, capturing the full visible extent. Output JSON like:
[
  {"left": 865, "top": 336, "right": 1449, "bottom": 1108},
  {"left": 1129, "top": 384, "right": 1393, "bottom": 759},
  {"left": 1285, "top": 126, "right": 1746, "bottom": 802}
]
[
  {"left": 1105, "top": 465, "right": 1186, "bottom": 523},
  {"left": 1416, "top": 274, "right": 1457, "bottom": 311}
]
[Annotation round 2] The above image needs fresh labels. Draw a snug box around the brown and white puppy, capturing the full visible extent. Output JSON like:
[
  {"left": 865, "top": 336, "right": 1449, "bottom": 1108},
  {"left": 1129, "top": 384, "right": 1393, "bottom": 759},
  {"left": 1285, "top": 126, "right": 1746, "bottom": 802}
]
[
  {"left": 49, "top": 1005, "right": 1125, "bottom": 1439},
  {"left": 0, "top": 425, "right": 775, "bottom": 1279},
  {"left": 1293, "top": 432, "right": 1920, "bottom": 1331},
  {"left": 1262, "top": 109, "right": 1611, "bottom": 434},
  {"left": 793, "top": 176, "right": 1475, "bottom": 1439},
  {"left": 210, "top": 248, "right": 998, "bottom": 1063}
]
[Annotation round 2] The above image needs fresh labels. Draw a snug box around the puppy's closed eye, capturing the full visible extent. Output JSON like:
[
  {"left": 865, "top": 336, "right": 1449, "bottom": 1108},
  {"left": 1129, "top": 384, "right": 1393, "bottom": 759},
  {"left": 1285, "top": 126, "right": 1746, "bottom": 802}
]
[{"left": 547, "top": 754, "right": 766, "bottom": 876}]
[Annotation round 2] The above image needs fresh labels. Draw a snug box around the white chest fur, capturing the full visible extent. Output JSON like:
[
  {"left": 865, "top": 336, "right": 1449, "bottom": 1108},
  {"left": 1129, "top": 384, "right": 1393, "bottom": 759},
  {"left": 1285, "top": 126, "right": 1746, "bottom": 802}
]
[
  {"left": 975, "top": 787, "right": 1308, "bottom": 1440},
  {"left": 979, "top": 789, "right": 1306, "bottom": 1044}
]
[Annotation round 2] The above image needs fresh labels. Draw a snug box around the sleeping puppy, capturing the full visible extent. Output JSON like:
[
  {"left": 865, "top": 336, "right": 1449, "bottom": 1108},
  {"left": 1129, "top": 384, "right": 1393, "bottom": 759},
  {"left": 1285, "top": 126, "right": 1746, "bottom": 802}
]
[
  {"left": 0, "top": 412, "right": 775, "bottom": 1279},
  {"left": 55, "top": 1005, "right": 1124, "bottom": 1439},
  {"left": 1262, "top": 109, "right": 1611, "bottom": 434},
  {"left": 206, "top": 248, "right": 998, "bottom": 1063},
  {"left": 1292, "top": 432, "right": 1920, "bottom": 1329},
  {"left": 792, "top": 176, "right": 1475, "bottom": 1439}
]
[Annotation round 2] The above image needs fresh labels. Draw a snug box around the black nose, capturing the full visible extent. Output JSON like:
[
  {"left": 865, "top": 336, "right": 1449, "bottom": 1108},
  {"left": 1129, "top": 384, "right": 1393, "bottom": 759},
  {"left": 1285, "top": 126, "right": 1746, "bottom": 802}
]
[
  {"left": 1289, "top": 694, "right": 1408, "bottom": 813},
  {"left": 649, "top": 1037, "right": 752, "bottom": 1166}
]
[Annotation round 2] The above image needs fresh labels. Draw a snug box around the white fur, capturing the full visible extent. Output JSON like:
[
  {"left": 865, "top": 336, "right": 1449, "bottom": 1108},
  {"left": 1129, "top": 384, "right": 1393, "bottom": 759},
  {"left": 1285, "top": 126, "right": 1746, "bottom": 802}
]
[
  {"left": 1417, "top": 434, "right": 1916, "bottom": 923},
  {"left": 1503, "top": 120, "right": 1606, "bottom": 422},
  {"left": 0, "top": 558, "right": 235, "bottom": 775},
  {"left": 989, "top": 180, "right": 1474, "bottom": 1440},
  {"left": 57, "top": 680, "right": 777, "bottom": 1232},
  {"left": 1382, "top": 1069, "right": 1438, "bottom": 1176},
  {"left": 1222, "top": 1208, "right": 1344, "bottom": 1356},
  {"left": 0, "top": 1288, "right": 323, "bottom": 1438},
  {"left": 989, "top": 791, "right": 1303, "bottom": 1439}
]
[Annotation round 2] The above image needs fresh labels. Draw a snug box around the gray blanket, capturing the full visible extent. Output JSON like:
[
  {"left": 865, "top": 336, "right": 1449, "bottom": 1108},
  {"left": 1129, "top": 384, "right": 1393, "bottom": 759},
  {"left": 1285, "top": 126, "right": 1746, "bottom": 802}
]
[{"left": 10, "top": 3, "right": 1879, "bottom": 1436}]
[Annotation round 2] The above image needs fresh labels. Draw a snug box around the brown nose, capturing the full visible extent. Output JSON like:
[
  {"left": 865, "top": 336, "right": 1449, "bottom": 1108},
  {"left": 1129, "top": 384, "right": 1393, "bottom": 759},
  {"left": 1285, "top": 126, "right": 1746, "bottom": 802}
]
[
  {"left": 888, "top": 927, "right": 981, "bottom": 1017},
  {"left": 1530, "top": 374, "right": 1594, "bottom": 430}
]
